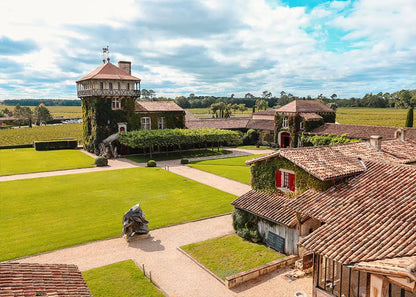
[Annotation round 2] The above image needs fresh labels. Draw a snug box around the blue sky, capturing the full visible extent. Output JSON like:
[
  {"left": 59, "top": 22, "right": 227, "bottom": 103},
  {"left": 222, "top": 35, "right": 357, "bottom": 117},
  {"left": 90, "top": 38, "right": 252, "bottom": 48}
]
[{"left": 0, "top": 0, "right": 415, "bottom": 99}]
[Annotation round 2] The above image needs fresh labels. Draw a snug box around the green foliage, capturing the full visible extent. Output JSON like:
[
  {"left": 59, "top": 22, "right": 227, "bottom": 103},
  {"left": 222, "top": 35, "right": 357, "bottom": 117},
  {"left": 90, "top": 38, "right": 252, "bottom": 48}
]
[
  {"left": 300, "top": 134, "right": 360, "bottom": 147},
  {"left": 95, "top": 156, "right": 108, "bottom": 167},
  {"left": 251, "top": 156, "right": 330, "bottom": 193},
  {"left": 83, "top": 260, "right": 165, "bottom": 297},
  {"left": 232, "top": 208, "right": 262, "bottom": 242},
  {"left": 119, "top": 128, "right": 242, "bottom": 149},
  {"left": 34, "top": 139, "right": 77, "bottom": 151},
  {"left": 181, "top": 234, "right": 284, "bottom": 280},
  {"left": 405, "top": 107, "right": 414, "bottom": 127},
  {"left": 181, "top": 158, "right": 189, "bottom": 164},
  {"left": 0, "top": 167, "right": 236, "bottom": 261},
  {"left": 33, "top": 104, "right": 53, "bottom": 125},
  {"left": 243, "top": 129, "right": 259, "bottom": 145},
  {"left": 0, "top": 123, "right": 82, "bottom": 146},
  {"left": 147, "top": 160, "right": 157, "bottom": 167}
]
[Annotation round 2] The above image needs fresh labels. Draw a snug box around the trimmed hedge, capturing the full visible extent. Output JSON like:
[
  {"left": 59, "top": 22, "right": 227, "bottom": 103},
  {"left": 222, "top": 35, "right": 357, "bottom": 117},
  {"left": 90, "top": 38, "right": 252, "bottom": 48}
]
[
  {"left": 180, "top": 158, "right": 189, "bottom": 164},
  {"left": 34, "top": 139, "right": 77, "bottom": 151},
  {"left": 147, "top": 160, "right": 157, "bottom": 167},
  {"left": 95, "top": 156, "right": 108, "bottom": 167}
]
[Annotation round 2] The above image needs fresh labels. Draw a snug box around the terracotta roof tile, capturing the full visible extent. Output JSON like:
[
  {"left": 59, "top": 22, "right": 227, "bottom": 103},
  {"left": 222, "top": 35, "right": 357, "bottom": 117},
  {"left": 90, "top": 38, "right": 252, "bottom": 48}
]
[
  {"left": 252, "top": 110, "right": 278, "bottom": 115},
  {"left": 276, "top": 100, "right": 334, "bottom": 113},
  {"left": 185, "top": 118, "right": 249, "bottom": 129},
  {"left": 289, "top": 161, "right": 416, "bottom": 264},
  {"left": 0, "top": 263, "right": 92, "bottom": 296},
  {"left": 355, "top": 256, "right": 416, "bottom": 281},
  {"left": 232, "top": 190, "right": 297, "bottom": 227},
  {"left": 299, "top": 112, "right": 323, "bottom": 121},
  {"left": 311, "top": 123, "right": 416, "bottom": 141},
  {"left": 246, "top": 119, "right": 275, "bottom": 130},
  {"left": 76, "top": 62, "right": 140, "bottom": 82},
  {"left": 135, "top": 101, "right": 184, "bottom": 112}
]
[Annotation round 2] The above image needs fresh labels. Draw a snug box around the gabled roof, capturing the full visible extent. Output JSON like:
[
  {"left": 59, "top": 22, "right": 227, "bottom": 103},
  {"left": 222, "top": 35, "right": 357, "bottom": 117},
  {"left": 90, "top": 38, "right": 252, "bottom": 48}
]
[
  {"left": 276, "top": 100, "right": 334, "bottom": 113},
  {"left": 76, "top": 62, "right": 141, "bottom": 82},
  {"left": 246, "top": 119, "right": 275, "bottom": 130},
  {"left": 311, "top": 123, "right": 416, "bottom": 141},
  {"left": 185, "top": 118, "right": 250, "bottom": 129},
  {"left": 0, "top": 262, "right": 92, "bottom": 296},
  {"left": 135, "top": 101, "right": 184, "bottom": 112},
  {"left": 290, "top": 161, "right": 416, "bottom": 264},
  {"left": 246, "top": 139, "right": 416, "bottom": 181},
  {"left": 299, "top": 112, "right": 323, "bottom": 121},
  {"left": 252, "top": 109, "right": 278, "bottom": 115},
  {"left": 232, "top": 190, "right": 297, "bottom": 227}
]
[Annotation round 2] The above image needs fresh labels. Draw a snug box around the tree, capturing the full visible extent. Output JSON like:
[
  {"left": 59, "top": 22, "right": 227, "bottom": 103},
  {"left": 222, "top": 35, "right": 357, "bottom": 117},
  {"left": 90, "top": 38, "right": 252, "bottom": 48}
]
[
  {"left": 189, "top": 93, "right": 195, "bottom": 99},
  {"left": 245, "top": 93, "right": 254, "bottom": 99},
  {"left": 230, "top": 94, "right": 235, "bottom": 99},
  {"left": 148, "top": 89, "right": 156, "bottom": 100},
  {"left": 262, "top": 90, "right": 272, "bottom": 100},
  {"left": 175, "top": 96, "right": 190, "bottom": 108},
  {"left": 405, "top": 107, "right": 414, "bottom": 127},
  {"left": 14, "top": 104, "right": 33, "bottom": 127},
  {"left": 331, "top": 94, "right": 337, "bottom": 100},
  {"left": 33, "top": 104, "right": 52, "bottom": 125},
  {"left": 141, "top": 89, "right": 150, "bottom": 99},
  {"left": 231, "top": 104, "right": 239, "bottom": 113},
  {"left": 256, "top": 99, "right": 267, "bottom": 111},
  {"left": 238, "top": 104, "right": 247, "bottom": 113}
]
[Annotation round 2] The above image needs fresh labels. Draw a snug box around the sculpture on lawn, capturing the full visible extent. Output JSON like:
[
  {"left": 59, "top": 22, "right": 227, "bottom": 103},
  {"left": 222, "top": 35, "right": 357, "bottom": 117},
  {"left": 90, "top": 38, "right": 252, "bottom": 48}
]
[{"left": 122, "top": 204, "right": 149, "bottom": 241}]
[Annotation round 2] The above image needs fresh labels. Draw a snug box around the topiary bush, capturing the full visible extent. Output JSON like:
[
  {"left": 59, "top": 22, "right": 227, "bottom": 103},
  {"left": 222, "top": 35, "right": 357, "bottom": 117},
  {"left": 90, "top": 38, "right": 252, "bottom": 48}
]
[
  {"left": 232, "top": 208, "right": 262, "bottom": 243},
  {"left": 95, "top": 156, "right": 108, "bottom": 167},
  {"left": 181, "top": 158, "right": 189, "bottom": 164},
  {"left": 147, "top": 160, "right": 157, "bottom": 167}
]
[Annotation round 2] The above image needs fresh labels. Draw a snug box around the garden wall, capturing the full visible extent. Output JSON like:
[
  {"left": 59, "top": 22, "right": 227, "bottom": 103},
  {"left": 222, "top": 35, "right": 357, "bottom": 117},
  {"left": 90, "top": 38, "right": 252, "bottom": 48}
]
[{"left": 225, "top": 255, "right": 298, "bottom": 288}]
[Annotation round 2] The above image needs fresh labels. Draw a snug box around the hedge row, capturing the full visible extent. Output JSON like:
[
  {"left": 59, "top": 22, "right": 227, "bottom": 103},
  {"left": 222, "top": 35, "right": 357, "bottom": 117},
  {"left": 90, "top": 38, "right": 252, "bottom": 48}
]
[
  {"left": 118, "top": 128, "right": 242, "bottom": 149},
  {"left": 34, "top": 139, "right": 77, "bottom": 151}
]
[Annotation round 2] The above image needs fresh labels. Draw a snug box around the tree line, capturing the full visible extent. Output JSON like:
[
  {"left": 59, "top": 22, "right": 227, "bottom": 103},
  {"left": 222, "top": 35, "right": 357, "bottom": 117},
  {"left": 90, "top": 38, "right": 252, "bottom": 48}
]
[
  {"left": 0, "top": 104, "right": 53, "bottom": 127},
  {"left": 1, "top": 99, "right": 81, "bottom": 106}
]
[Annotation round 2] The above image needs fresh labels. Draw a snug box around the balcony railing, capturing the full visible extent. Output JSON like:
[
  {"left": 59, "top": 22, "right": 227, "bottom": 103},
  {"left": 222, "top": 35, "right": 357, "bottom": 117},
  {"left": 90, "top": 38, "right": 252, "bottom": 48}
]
[{"left": 77, "top": 89, "right": 141, "bottom": 98}]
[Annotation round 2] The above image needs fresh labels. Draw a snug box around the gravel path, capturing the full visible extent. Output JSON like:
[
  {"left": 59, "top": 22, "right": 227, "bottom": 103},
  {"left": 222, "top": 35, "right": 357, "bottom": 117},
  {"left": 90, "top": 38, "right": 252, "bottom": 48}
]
[{"left": 19, "top": 215, "right": 311, "bottom": 297}]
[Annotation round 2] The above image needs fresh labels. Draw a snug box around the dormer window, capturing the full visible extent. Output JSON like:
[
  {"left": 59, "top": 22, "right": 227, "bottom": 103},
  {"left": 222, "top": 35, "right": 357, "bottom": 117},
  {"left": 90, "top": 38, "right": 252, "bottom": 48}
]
[
  {"left": 112, "top": 98, "right": 120, "bottom": 110},
  {"left": 109, "top": 82, "right": 113, "bottom": 90},
  {"left": 276, "top": 169, "right": 295, "bottom": 192},
  {"left": 282, "top": 117, "right": 288, "bottom": 128}
]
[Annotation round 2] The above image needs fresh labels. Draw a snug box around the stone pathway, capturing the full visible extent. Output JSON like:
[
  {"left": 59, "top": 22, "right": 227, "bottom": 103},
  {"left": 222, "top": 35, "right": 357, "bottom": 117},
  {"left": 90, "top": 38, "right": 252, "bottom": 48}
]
[{"left": 19, "top": 215, "right": 312, "bottom": 297}]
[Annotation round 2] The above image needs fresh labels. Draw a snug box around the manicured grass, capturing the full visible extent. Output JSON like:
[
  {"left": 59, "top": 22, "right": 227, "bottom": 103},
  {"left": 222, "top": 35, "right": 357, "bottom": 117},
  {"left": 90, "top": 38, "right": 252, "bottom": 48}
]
[
  {"left": 336, "top": 107, "right": 414, "bottom": 127},
  {"left": 0, "top": 148, "right": 94, "bottom": 176},
  {"left": 235, "top": 145, "right": 272, "bottom": 150},
  {"left": 0, "top": 167, "right": 236, "bottom": 261},
  {"left": 83, "top": 260, "right": 164, "bottom": 297},
  {"left": 181, "top": 234, "right": 285, "bottom": 280},
  {"left": 188, "top": 154, "right": 265, "bottom": 184},
  {"left": 127, "top": 149, "right": 231, "bottom": 163},
  {"left": 0, "top": 123, "right": 82, "bottom": 146}
]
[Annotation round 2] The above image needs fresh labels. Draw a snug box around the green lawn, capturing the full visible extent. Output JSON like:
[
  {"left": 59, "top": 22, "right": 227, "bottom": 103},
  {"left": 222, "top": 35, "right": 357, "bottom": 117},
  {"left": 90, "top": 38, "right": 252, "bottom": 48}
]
[
  {"left": 127, "top": 149, "right": 231, "bottom": 163},
  {"left": 181, "top": 234, "right": 285, "bottom": 280},
  {"left": 235, "top": 145, "right": 272, "bottom": 150},
  {"left": 0, "top": 167, "right": 236, "bottom": 261},
  {"left": 0, "top": 148, "right": 95, "bottom": 176},
  {"left": 188, "top": 154, "right": 265, "bottom": 184},
  {"left": 83, "top": 260, "right": 164, "bottom": 297}
]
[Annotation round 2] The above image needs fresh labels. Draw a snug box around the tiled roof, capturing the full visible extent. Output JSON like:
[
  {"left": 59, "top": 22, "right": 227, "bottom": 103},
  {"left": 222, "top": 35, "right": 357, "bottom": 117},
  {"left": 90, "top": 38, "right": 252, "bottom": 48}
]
[
  {"left": 299, "top": 112, "right": 323, "bottom": 121},
  {"left": 232, "top": 190, "right": 297, "bottom": 227},
  {"left": 293, "top": 161, "right": 416, "bottom": 264},
  {"left": 76, "top": 62, "right": 140, "bottom": 82},
  {"left": 185, "top": 118, "right": 250, "bottom": 129},
  {"left": 184, "top": 109, "right": 200, "bottom": 121},
  {"left": 0, "top": 262, "right": 92, "bottom": 296},
  {"left": 135, "top": 101, "right": 184, "bottom": 112},
  {"left": 311, "top": 123, "right": 416, "bottom": 141},
  {"left": 253, "top": 110, "right": 278, "bottom": 115},
  {"left": 276, "top": 100, "right": 334, "bottom": 113},
  {"left": 355, "top": 256, "right": 416, "bottom": 281},
  {"left": 246, "top": 139, "right": 416, "bottom": 180},
  {"left": 246, "top": 119, "right": 275, "bottom": 130}
]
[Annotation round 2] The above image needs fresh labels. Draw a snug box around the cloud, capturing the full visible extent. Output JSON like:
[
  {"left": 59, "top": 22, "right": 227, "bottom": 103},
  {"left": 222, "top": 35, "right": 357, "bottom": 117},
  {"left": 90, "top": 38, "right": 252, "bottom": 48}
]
[{"left": 0, "top": 37, "right": 38, "bottom": 55}]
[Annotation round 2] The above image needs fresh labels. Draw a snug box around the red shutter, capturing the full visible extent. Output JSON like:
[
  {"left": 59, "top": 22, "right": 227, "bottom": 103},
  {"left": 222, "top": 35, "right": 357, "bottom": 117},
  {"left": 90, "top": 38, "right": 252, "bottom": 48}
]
[
  {"left": 276, "top": 171, "right": 282, "bottom": 188},
  {"left": 289, "top": 173, "right": 295, "bottom": 192}
]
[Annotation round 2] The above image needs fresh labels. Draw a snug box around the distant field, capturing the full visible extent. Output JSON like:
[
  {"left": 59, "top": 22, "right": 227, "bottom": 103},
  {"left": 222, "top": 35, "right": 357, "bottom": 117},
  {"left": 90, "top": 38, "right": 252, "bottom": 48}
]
[
  {"left": 335, "top": 107, "right": 413, "bottom": 127},
  {"left": 0, "top": 105, "right": 82, "bottom": 118},
  {"left": 0, "top": 123, "right": 82, "bottom": 146}
]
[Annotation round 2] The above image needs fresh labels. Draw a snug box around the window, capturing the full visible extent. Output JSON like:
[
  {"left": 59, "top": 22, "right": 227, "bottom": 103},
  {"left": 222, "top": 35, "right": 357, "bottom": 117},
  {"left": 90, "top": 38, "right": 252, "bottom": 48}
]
[
  {"left": 127, "top": 83, "right": 130, "bottom": 90},
  {"left": 100, "top": 82, "right": 104, "bottom": 90},
  {"left": 282, "top": 117, "right": 288, "bottom": 128},
  {"left": 158, "top": 117, "right": 165, "bottom": 129},
  {"left": 109, "top": 82, "right": 113, "bottom": 90},
  {"left": 118, "top": 82, "right": 121, "bottom": 90},
  {"left": 141, "top": 117, "right": 151, "bottom": 130},
  {"left": 112, "top": 98, "right": 120, "bottom": 110},
  {"left": 276, "top": 169, "right": 295, "bottom": 191}
]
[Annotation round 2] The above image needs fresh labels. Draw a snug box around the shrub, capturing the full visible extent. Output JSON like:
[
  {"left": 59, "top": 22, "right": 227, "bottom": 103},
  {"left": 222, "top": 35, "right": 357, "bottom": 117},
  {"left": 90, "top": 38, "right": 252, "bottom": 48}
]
[
  {"left": 405, "top": 107, "right": 414, "bottom": 127},
  {"left": 34, "top": 139, "right": 77, "bottom": 151},
  {"left": 180, "top": 158, "right": 189, "bottom": 164},
  {"left": 147, "top": 160, "right": 157, "bottom": 167},
  {"left": 95, "top": 156, "right": 108, "bottom": 167},
  {"left": 232, "top": 208, "right": 262, "bottom": 242}
]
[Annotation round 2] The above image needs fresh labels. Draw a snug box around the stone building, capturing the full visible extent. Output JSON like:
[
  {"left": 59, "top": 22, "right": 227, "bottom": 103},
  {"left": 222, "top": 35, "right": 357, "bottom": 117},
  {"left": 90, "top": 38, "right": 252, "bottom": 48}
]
[{"left": 76, "top": 59, "right": 184, "bottom": 154}]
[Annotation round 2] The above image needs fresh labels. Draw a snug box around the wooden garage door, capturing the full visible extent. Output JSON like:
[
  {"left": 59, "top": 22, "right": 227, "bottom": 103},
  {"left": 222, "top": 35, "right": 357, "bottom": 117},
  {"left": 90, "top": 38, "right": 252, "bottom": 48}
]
[{"left": 266, "top": 231, "right": 285, "bottom": 254}]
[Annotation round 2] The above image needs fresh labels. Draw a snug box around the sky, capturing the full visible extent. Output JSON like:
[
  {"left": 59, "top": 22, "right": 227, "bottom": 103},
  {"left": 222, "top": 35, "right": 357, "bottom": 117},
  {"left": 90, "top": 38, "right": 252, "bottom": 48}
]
[{"left": 0, "top": 0, "right": 416, "bottom": 99}]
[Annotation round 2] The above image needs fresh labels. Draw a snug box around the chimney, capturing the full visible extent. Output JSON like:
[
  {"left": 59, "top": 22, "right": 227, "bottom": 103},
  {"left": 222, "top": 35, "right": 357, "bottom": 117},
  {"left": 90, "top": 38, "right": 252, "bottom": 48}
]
[
  {"left": 395, "top": 128, "right": 406, "bottom": 141},
  {"left": 369, "top": 135, "right": 382, "bottom": 151},
  {"left": 118, "top": 61, "right": 131, "bottom": 75}
]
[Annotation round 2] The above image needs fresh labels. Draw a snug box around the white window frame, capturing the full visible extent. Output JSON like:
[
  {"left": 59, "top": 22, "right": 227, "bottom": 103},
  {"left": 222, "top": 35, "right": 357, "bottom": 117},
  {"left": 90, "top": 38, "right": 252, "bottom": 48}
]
[
  {"left": 299, "top": 121, "right": 304, "bottom": 130},
  {"left": 112, "top": 98, "right": 121, "bottom": 110},
  {"left": 282, "top": 117, "right": 289, "bottom": 128},
  {"left": 158, "top": 117, "right": 165, "bottom": 129},
  {"left": 278, "top": 169, "right": 295, "bottom": 192},
  {"left": 141, "top": 117, "right": 151, "bottom": 130}
]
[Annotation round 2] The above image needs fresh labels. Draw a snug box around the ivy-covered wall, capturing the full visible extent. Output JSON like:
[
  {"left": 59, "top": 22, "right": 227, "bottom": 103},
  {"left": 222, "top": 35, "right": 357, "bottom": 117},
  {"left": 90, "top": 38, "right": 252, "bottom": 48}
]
[
  {"left": 318, "top": 112, "right": 336, "bottom": 123},
  {"left": 250, "top": 156, "right": 333, "bottom": 194},
  {"left": 274, "top": 113, "right": 301, "bottom": 147},
  {"left": 82, "top": 97, "right": 185, "bottom": 154}
]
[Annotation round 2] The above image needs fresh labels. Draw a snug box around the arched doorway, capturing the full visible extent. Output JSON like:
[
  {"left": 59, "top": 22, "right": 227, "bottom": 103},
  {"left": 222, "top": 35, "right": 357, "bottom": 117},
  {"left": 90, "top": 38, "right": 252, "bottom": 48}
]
[{"left": 280, "top": 132, "right": 291, "bottom": 148}]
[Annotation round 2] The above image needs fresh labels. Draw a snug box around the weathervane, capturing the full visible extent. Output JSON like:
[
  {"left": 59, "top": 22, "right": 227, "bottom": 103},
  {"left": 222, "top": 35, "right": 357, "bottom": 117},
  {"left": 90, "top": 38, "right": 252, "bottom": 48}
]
[{"left": 102, "top": 46, "right": 110, "bottom": 63}]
